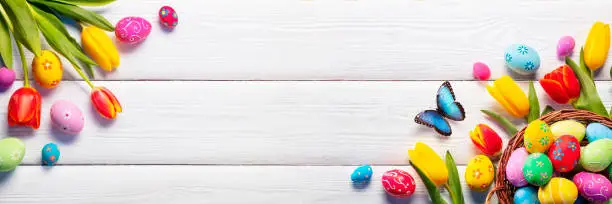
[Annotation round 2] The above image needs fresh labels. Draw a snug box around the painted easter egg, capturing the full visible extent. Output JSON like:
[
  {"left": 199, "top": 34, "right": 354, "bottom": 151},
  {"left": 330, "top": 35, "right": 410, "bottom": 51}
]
[
  {"left": 465, "top": 155, "right": 494, "bottom": 192},
  {"left": 514, "top": 186, "right": 540, "bottom": 204},
  {"left": 523, "top": 153, "right": 553, "bottom": 186},
  {"left": 550, "top": 120, "right": 586, "bottom": 141},
  {"left": 586, "top": 123, "right": 612, "bottom": 143},
  {"left": 41, "top": 143, "right": 60, "bottom": 166},
  {"left": 579, "top": 138, "right": 612, "bottom": 172},
  {"left": 473, "top": 62, "right": 490, "bottom": 80},
  {"left": 351, "top": 165, "right": 372, "bottom": 183},
  {"left": 547, "top": 135, "right": 580, "bottom": 172},
  {"left": 557, "top": 36, "right": 575, "bottom": 58},
  {"left": 115, "top": 17, "right": 152, "bottom": 44},
  {"left": 524, "top": 120, "right": 554, "bottom": 153},
  {"left": 0, "top": 67, "right": 15, "bottom": 89},
  {"left": 573, "top": 172, "right": 612, "bottom": 202},
  {"left": 50, "top": 100, "right": 85, "bottom": 135},
  {"left": 504, "top": 44, "right": 540, "bottom": 75},
  {"left": 159, "top": 6, "right": 178, "bottom": 29},
  {"left": 32, "top": 50, "right": 62, "bottom": 89},
  {"left": 506, "top": 147, "right": 529, "bottom": 187},
  {"left": 0, "top": 137, "right": 25, "bottom": 172},
  {"left": 538, "top": 177, "right": 578, "bottom": 204},
  {"left": 381, "top": 169, "right": 416, "bottom": 198}
]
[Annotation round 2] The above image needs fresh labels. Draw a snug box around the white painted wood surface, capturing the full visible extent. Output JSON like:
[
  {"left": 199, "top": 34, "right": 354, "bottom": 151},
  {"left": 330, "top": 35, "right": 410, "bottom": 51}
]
[{"left": 1, "top": 0, "right": 611, "bottom": 203}]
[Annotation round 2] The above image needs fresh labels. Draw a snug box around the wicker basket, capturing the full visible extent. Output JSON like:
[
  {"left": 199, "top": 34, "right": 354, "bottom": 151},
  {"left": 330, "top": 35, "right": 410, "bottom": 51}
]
[{"left": 485, "top": 109, "right": 612, "bottom": 204}]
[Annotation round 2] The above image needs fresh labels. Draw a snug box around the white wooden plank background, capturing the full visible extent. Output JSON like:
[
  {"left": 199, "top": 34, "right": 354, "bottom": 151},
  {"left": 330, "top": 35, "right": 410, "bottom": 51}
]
[{"left": 1, "top": 0, "right": 611, "bottom": 203}]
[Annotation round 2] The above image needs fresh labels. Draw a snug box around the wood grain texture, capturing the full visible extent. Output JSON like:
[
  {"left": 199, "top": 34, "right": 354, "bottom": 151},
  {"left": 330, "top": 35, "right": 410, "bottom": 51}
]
[
  {"left": 5, "top": 81, "right": 610, "bottom": 165},
  {"left": 0, "top": 165, "right": 495, "bottom": 204}
]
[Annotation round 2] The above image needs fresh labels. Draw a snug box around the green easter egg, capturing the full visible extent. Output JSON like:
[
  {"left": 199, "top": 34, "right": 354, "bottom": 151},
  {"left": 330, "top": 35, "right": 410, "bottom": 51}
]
[
  {"left": 523, "top": 153, "right": 553, "bottom": 186},
  {"left": 0, "top": 137, "right": 25, "bottom": 172},
  {"left": 580, "top": 138, "right": 612, "bottom": 172},
  {"left": 550, "top": 120, "right": 586, "bottom": 141}
]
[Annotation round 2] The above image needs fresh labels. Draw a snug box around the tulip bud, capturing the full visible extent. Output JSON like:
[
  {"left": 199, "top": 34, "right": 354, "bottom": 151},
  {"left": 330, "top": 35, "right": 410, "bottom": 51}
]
[
  {"left": 470, "top": 124, "right": 503, "bottom": 156},
  {"left": 91, "top": 87, "right": 122, "bottom": 119},
  {"left": 407, "top": 142, "right": 448, "bottom": 186},
  {"left": 82, "top": 26, "right": 120, "bottom": 71},
  {"left": 486, "top": 76, "right": 530, "bottom": 118},
  {"left": 7, "top": 87, "right": 41, "bottom": 129},
  {"left": 584, "top": 21, "right": 610, "bottom": 70},
  {"left": 539, "top": 65, "right": 580, "bottom": 104}
]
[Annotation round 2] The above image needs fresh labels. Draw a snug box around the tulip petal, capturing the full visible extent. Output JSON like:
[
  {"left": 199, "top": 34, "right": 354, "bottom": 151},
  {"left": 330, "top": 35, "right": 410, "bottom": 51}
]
[
  {"left": 479, "top": 124, "right": 502, "bottom": 155},
  {"left": 560, "top": 65, "right": 581, "bottom": 100},
  {"left": 82, "top": 26, "right": 120, "bottom": 71},
  {"left": 494, "top": 76, "right": 529, "bottom": 117},
  {"left": 7, "top": 87, "right": 41, "bottom": 129},
  {"left": 91, "top": 88, "right": 116, "bottom": 119},
  {"left": 539, "top": 79, "right": 570, "bottom": 104},
  {"left": 584, "top": 22, "right": 610, "bottom": 70},
  {"left": 100, "top": 87, "right": 122, "bottom": 113},
  {"left": 408, "top": 142, "right": 448, "bottom": 186}
]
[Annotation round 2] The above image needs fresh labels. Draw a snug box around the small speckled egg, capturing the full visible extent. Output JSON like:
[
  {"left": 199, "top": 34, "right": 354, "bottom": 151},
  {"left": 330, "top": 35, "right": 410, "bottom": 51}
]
[
  {"left": 465, "top": 155, "right": 494, "bottom": 192},
  {"left": 0, "top": 137, "right": 25, "bottom": 172},
  {"left": 524, "top": 120, "right": 554, "bottom": 153},
  {"left": 41, "top": 143, "right": 60, "bottom": 166},
  {"left": 351, "top": 165, "right": 372, "bottom": 183},
  {"left": 573, "top": 172, "right": 612, "bottom": 202},
  {"left": 32, "top": 50, "right": 62, "bottom": 89},
  {"left": 159, "top": 6, "right": 178, "bottom": 29},
  {"left": 547, "top": 135, "right": 580, "bottom": 172},
  {"left": 506, "top": 147, "right": 529, "bottom": 187},
  {"left": 504, "top": 44, "right": 540, "bottom": 75},
  {"left": 579, "top": 138, "right": 612, "bottom": 172},
  {"left": 550, "top": 120, "right": 586, "bottom": 141},
  {"left": 538, "top": 177, "right": 578, "bottom": 204},
  {"left": 381, "top": 169, "right": 416, "bottom": 198},
  {"left": 557, "top": 36, "right": 575, "bottom": 58},
  {"left": 586, "top": 123, "right": 612, "bottom": 143},
  {"left": 50, "top": 100, "right": 84, "bottom": 135},
  {"left": 115, "top": 17, "right": 152, "bottom": 44},
  {"left": 514, "top": 186, "right": 540, "bottom": 204},
  {"left": 523, "top": 153, "right": 553, "bottom": 186}
]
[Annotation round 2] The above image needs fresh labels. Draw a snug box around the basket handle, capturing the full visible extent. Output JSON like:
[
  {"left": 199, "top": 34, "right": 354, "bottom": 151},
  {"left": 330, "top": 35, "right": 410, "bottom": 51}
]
[{"left": 485, "top": 186, "right": 505, "bottom": 204}]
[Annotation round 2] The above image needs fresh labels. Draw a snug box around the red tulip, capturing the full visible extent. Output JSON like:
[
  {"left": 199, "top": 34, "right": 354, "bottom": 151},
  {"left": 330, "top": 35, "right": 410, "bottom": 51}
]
[
  {"left": 539, "top": 65, "right": 581, "bottom": 104},
  {"left": 469, "top": 124, "right": 503, "bottom": 156},
  {"left": 91, "top": 87, "right": 122, "bottom": 119},
  {"left": 7, "top": 87, "right": 41, "bottom": 129}
]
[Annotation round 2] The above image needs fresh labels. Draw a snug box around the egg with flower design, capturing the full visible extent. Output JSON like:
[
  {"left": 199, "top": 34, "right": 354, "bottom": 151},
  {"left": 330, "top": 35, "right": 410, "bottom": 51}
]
[
  {"left": 50, "top": 100, "right": 85, "bottom": 135},
  {"left": 523, "top": 153, "right": 553, "bottom": 186},
  {"left": 32, "top": 50, "right": 62, "bottom": 89},
  {"left": 465, "top": 155, "right": 495, "bottom": 192},
  {"left": 504, "top": 44, "right": 540, "bottom": 75},
  {"left": 547, "top": 135, "right": 580, "bottom": 172},
  {"left": 41, "top": 143, "right": 60, "bottom": 166},
  {"left": 0, "top": 137, "right": 25, "bottom": 172},
  {"left": 159, "top": 6, "right": 178, "bottom": 29},
  {"left": 524, "top": 120, "right": 554, "bottom": 153}
]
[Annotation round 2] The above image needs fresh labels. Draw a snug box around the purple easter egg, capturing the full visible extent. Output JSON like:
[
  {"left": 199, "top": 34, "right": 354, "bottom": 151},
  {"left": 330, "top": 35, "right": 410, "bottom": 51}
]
[
  {"left": 50, "top": 100, "right": 85, "bottom": 135},
  {"left": 115, "top": 17, "right": 152, "bottom": 44},
  {"left": 505, "top": 147, "right": 529, "bottom": 187},
  {"left": 573, "top": 172, "right": 612, "bottom": 202},
  {"left": 557, "top": 36, "right": 575, "bottom": 58},
  {"left": 0, "top": 67, "right": 15, "bottom": 89}
]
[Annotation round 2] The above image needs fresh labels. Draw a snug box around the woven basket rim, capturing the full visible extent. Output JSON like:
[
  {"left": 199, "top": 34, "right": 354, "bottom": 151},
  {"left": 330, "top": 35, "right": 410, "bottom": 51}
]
[{"left": 485, "top": 109, "right": 612, "bottom": 204}]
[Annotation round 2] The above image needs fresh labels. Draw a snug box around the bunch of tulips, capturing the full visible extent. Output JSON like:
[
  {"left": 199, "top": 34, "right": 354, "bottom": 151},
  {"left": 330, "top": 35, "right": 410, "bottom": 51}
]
[{"left": 1, "top": 0, "right": 122, "bottom": 129}]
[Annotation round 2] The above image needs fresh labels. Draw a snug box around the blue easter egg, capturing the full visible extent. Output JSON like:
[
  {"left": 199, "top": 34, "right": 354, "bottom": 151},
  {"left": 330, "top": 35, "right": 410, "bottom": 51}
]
[
  {"left": 504, "top": 44, "right": 540, "bottom": 75},
  {"left": 514, "top": 186, "right": 540, "bottom": 204},
  {"left": 586, "top": 123, "right": 612, "bottom": 142},
  {"left": 42, "top": 143, "right": 60, "bottom": 166},
  {"left": 350, "top": 165, "right": 372, "bottom": 183}
]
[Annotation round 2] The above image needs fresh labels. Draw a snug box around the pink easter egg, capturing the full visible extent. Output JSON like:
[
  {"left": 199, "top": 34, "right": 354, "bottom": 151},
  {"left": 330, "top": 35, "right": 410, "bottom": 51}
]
[
  {"left": 159, "top": 6, "right": 178, "bottom": 29},
  {"left": 557, "top": 36, "right": 575, "bottom": 58},
  {"left": 473, "top": 62, "right": 491, "bottom": 80},
  {"left": 382, "top": 169, "right": 416, "bottom": 198},
  {"left": 505, "top": 147, "right": 529, "bottom": 187},
  {"left": 50, "top": 100, "right": 85, "bottom": 135},
  {"left": 573, "top": 172, "right": 612, "bottom": 202},
  {"left": 115, "top": 17, "right": 152, "bottom": 44}
]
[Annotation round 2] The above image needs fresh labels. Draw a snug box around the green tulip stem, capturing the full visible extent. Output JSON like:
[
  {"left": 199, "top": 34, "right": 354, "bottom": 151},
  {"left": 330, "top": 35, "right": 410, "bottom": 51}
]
[
  {"left": 16, "top": 43, "right": 28, "bottom": 87},
  {"left": 68, "top": 60, "right": 94, "bottom": 89}
]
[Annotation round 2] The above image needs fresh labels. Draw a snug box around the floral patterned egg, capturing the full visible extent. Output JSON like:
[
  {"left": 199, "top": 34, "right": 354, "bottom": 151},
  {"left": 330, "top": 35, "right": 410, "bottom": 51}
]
[
  {"left": 524, "top": 120, "right": 554, "bottom": 153},
  {"left": 465, "top": 155, "right": 494, "bottom": 192},
  {"left": 547, "top": 135, "right": 580, "bottom": 172},
  {"left": 351, "top": 165, "right": 372, "bottom": 183},
  {"left": 506, "top": 147, "right": 529, "bottom": 187},
  {"left": 514, "top": 186, "right": 540, "bottom": 204},
  {"left": 550, "top": 120, "right": 586, "bottom": 141},
  {"left": 381, "top": 169, "right": 416, "bottom": 198},
  {"left": 538, "top": 177, "right": 578, "bottom": 204},
  {"left": 573, "top": 172, "right": 612, "bottom": 202},
  {"left": 579, "top": 138, "right": 612, "bottom": 172},
  {"left": 585, "top": 122, "right": 612, "bottom": 143},
  {"left": 504, "top": 44, "right": 540, "bottom": 75},
  {"left": 50, "top": 100, "right": 85, "bottom": 135},
  {"left": 159, "top": 6, "right": 178, "bottom": 29},
  {"left": 115, "top": 17, "right": 152, "bottom": 44},
  {"left": 41, "top": 143, "right": 60, "bottom": 166},
  {"left": 32, "top": 50, "right": 62, "bottom": 89},
  {"left": 0, "top": 138, "right": 25, "bottom": 172},
  {"left": 523, "top": 153, "right": 553, "bottom": 186}
]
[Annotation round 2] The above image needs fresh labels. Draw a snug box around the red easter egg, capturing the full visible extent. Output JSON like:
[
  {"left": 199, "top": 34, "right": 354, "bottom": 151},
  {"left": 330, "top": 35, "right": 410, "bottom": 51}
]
[
  {"left": 159, "top": 6, "right": 178, "bottom": 29},
  {"left": 547, "top": 135, "right": 580, "bottom": 172},
  {"left": 381, "top": 169, "right": 416, "bottom": 198}
]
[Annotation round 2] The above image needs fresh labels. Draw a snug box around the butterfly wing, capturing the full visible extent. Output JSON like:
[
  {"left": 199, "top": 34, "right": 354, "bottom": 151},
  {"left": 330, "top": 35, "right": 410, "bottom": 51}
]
[
  {"left": 436, "top": 81, "right": 466, "bottom": 121},
  {"left": 414, "top": 110, "right": 452, "bottom": 136}
]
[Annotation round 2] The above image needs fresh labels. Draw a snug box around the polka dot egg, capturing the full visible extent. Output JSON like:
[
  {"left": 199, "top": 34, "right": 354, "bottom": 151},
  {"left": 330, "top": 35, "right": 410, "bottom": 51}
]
[
  {"left": 381, "top": 169, "right": 416, "bottom": 198},
  {"left": 504, "top": 44, "right": 540, "bottom": 75},
  {"left": 350, "top": 165, "right": 372, "bottom": 183},
  {"left": 159, "top": 6, "right": 178, "bottom": 29},
  {"left": 523, "top": 153, "right": 553, "bottom": 186},
  {"left": 50, "top": 100, "right": 84, "bottom": 135},
  {"left": 42, "top": 143, "right": 60, "bottom": 166}
]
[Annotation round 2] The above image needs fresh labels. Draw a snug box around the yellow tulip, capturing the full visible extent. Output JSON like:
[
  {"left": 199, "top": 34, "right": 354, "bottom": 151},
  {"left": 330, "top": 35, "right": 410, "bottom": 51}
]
[
  {"left": 486, "top": 75, "right": 529, "bottom": 118},
  {"left": 82, "top": 26, "right": 120, "bottom": 71},
  {"left": 407, "top": 142, "right": 448, "bottom": 186},
  {"left": 584, "top": 21, "right": 610, "bottom": 70}
]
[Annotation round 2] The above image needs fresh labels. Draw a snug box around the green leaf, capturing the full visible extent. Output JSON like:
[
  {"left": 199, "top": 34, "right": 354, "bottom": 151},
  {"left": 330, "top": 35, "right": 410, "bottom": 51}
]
[
  {"left": 0, "top": 0, "right": 41, "bottom": 56},
  {"left": 444, "top": 151, "right": 464, "bottom": 204},
  {"left": 0, "top": 7, "right": 12, "bottom": 68},
  {"left": 35, "top": 0, "right": 115, "bottom": 6},
  {"left": 566, "top": 50, "right": 609, "bottom": 117},
  {"left": 28, "top": 0, "right": 113, "bottom": 31},
  {"left": 541, "top": 105, "right": 555, "bottom": 116},
  {"left": 410, "top": 161, "right": 448, "bottom": 204},
  {"left": 481, "top": 109, "right": 518, "bottom": 136},
  {"left": 81, "top": 58, "right": 94, "bottom": 78},
  {"left": 527, "top": 81, "right": 540, "bottom": 123}
]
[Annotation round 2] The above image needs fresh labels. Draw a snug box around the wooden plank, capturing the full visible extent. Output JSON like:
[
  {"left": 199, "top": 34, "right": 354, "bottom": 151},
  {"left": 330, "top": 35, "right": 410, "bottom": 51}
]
[
  {"left": 0, "top": 165, "right": 494, "bottom": 204},
  {"left": 8, "top": 0, "right": 612, "bottom": 80},
  {"left": 3, "top": 81, "right": 609, "bottom": 165}
]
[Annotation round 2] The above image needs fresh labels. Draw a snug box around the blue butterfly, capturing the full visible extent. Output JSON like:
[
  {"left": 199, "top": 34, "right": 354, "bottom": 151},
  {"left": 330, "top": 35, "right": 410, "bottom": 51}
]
[{"left": 414, "top": 81, "right": 465, "bottom": 136}]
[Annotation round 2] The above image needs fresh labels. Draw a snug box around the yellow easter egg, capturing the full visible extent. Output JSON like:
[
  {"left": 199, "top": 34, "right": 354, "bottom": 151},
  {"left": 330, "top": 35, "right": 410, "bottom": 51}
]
[
  {"left": 550, "top": 120, "right": 586, "bottom": 141},
  {"left": 524, "top": 120, "right": 554, "bottom": 153},
  {"left": 538, "top": 177, "right": 578, "bottom": 204},
  {"left": 464, "top": 155, "right": 494, "bottom": 192},
  {"left": 32, "top": 50, "right": 62, "bottom": 89}
]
